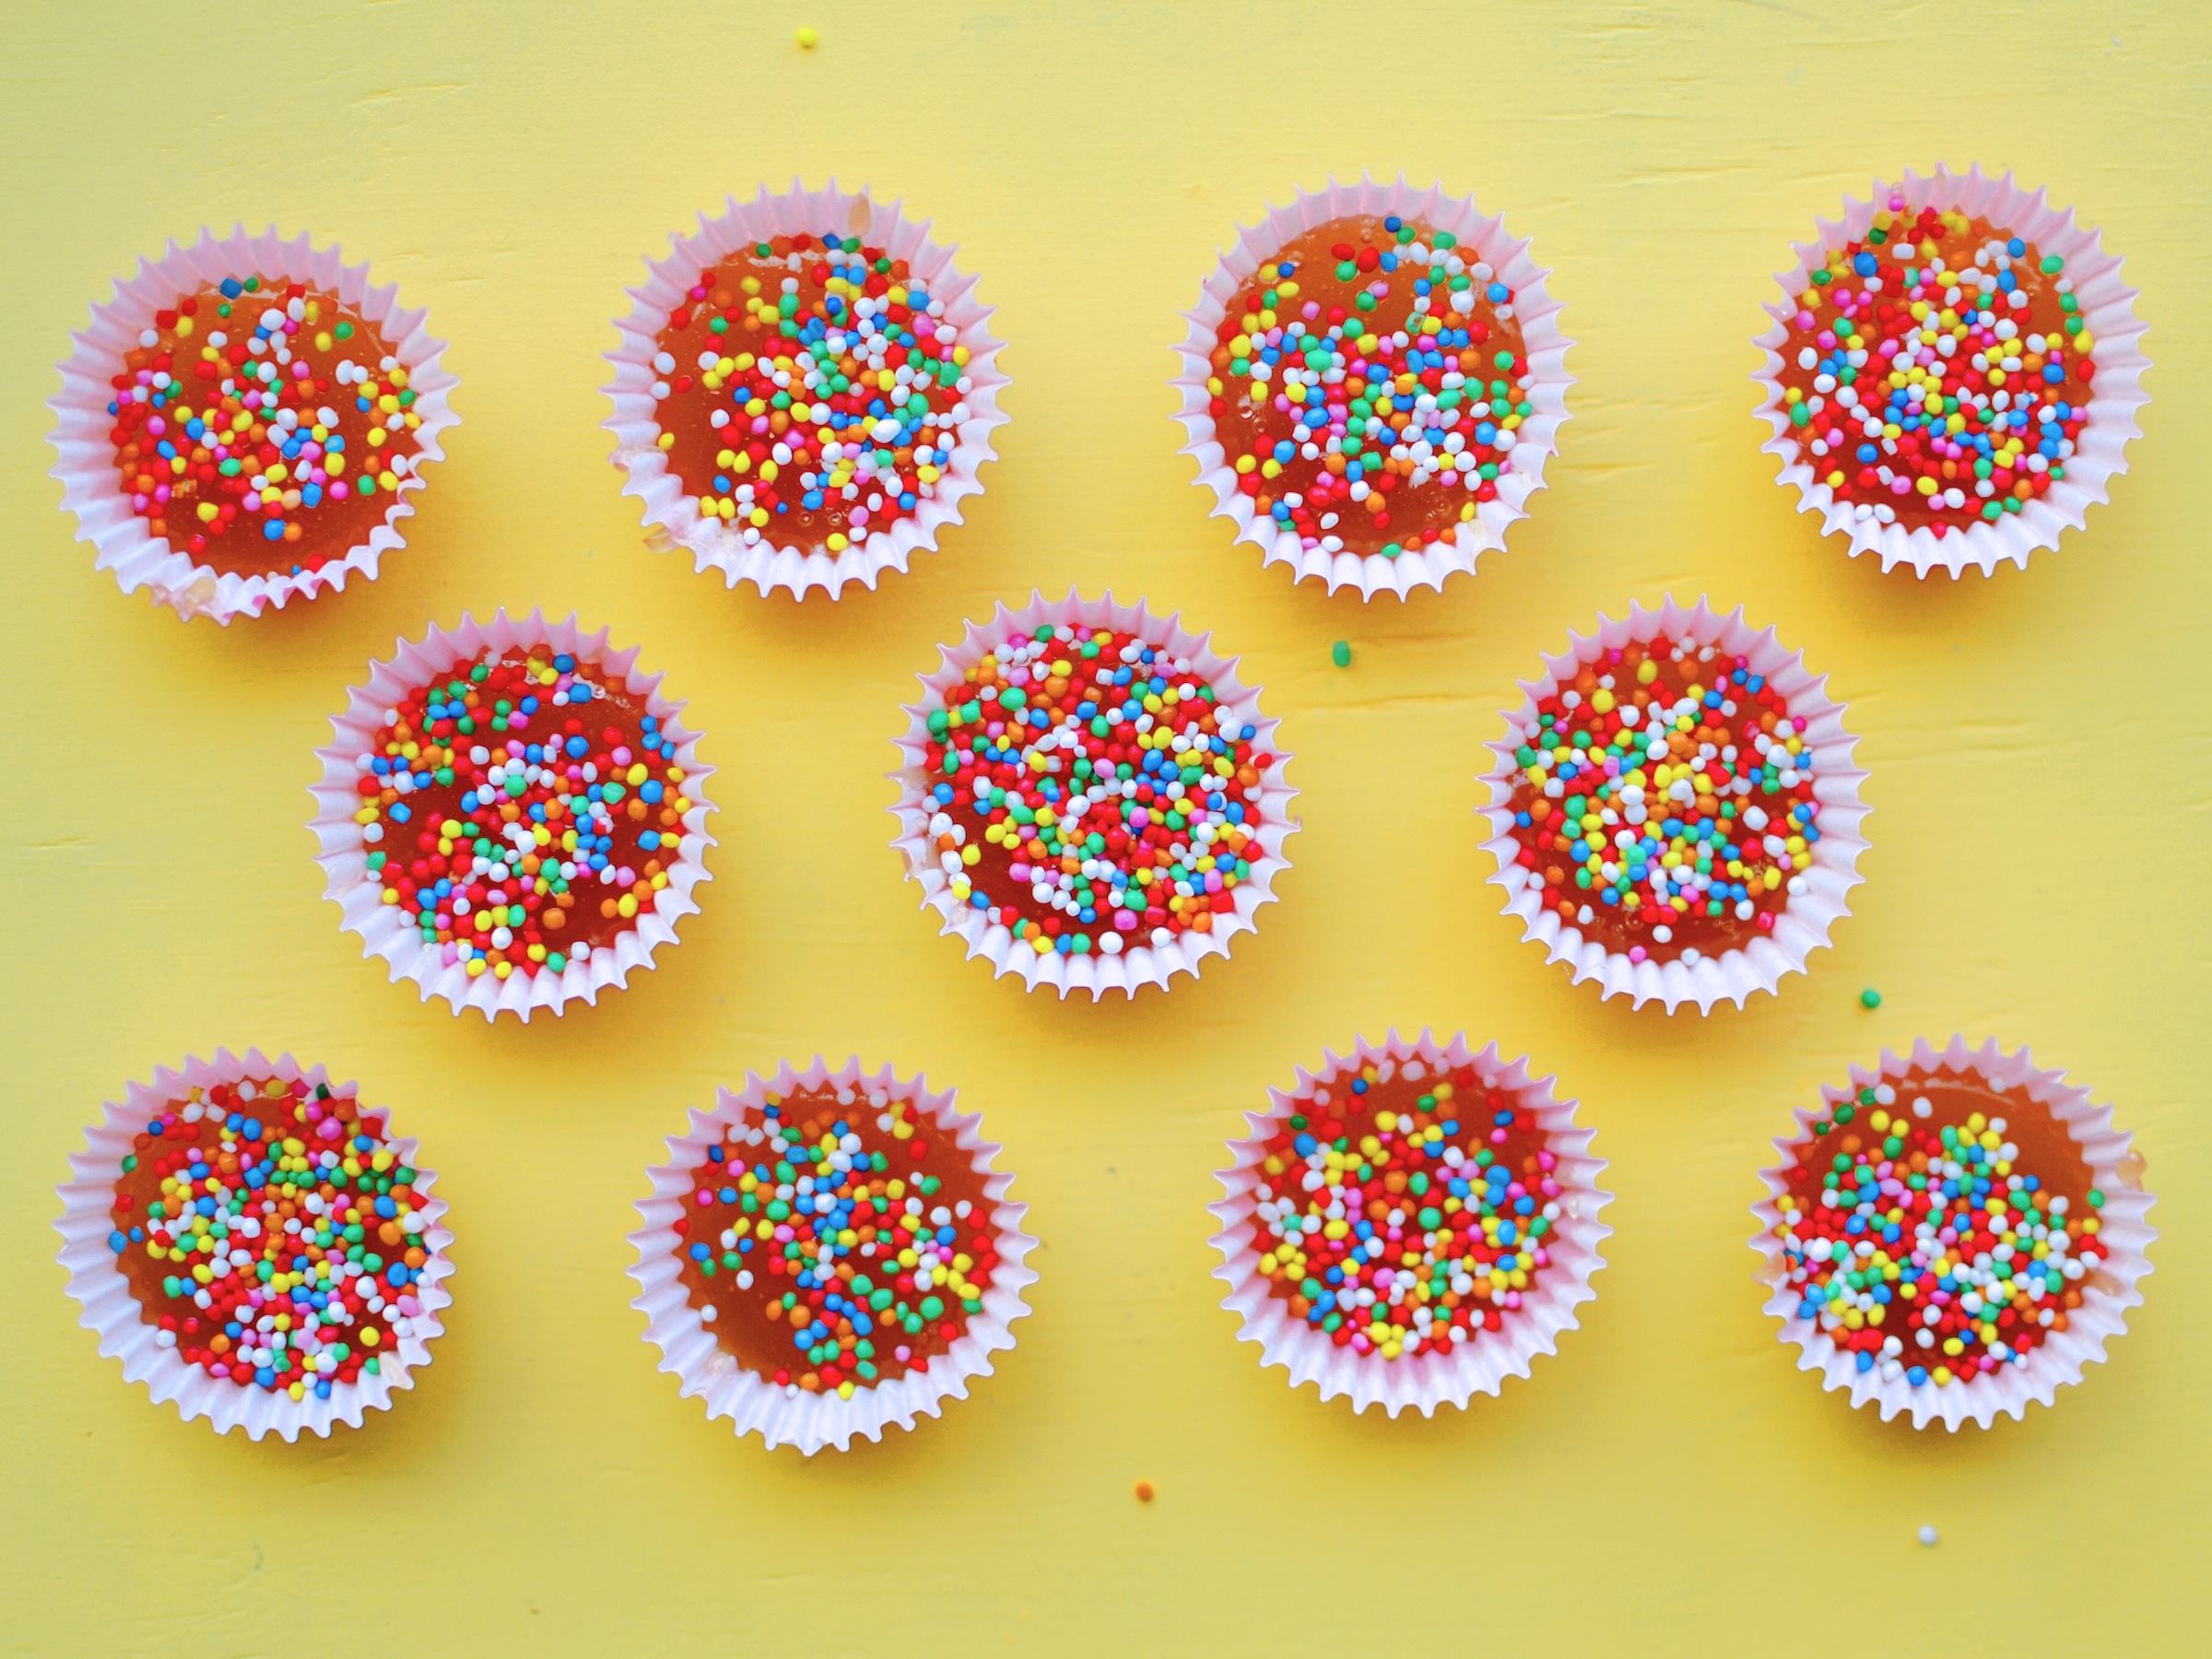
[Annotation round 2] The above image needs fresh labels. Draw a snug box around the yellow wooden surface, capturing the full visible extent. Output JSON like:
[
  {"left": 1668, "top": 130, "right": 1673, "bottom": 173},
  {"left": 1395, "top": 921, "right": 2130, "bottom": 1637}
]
[{"left": 4, "top": 2, "right": 2207, "bottom": 1652}]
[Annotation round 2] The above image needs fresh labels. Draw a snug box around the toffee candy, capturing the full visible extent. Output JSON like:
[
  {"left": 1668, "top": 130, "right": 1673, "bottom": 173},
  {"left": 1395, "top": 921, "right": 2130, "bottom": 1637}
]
[
  {"left": 1755, "top": 164, "right": 2148, "bottom": 578},
  {"left": 606, "top": 182, "right": 1007, "bottom": 600},
  {"left": 312, "top": 610, "right": 715, "bottom": 1021},
  {"left": 1752, "top": 1036, "right": 2155, "bottom": 1430},
  {"left": 1175, "top": 174, "right": 1571, "bottom": 600},
  {"left": 892, "top": 590, "right": 1296, "bottom": 998},
  {"left": 1479, "top": 595, "right": 1869, "bottom": 1013},
  {"left": 1211, "top": 1030, "right": 1609, "bottom": 1417},
  {"left": 629, "top": 1058, "right": 1036, "bottom": 1454},
  {"left": 50, "top": 227, "right": 456, "bottom": 622},
  {"left": 55, "top": 1049, "right": 453, "bottom": 1441}
]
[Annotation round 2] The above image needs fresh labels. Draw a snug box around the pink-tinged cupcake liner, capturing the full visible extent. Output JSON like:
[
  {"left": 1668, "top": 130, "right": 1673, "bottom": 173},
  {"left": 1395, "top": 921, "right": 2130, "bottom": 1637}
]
[
  {"left": 1477, "top": 594, "right": 1869, "bottom": 1014},
  {"left": 890, "top": 588, "right": 1298, "bottom": 999},
  {"left": 48, "top": 225, "right": 459, "bottom": 624},
  {"left": 628, "top": 1056, "right": 1037, "bottom": 1454},
  {"left": 1208, "top": 1029, "right": 1609, "bottom": 1417},
  {"left": 604, "top": 181, "right": 1008, "bottom": 601},
  {"left": 1172, "top": 173, "right": 1573, "bottom": 601},
  {"left": 309, "top": 608, "right": 716, "bottom": 1021},
  {"left": 1751, "top": 1036, "right": 2155, "bottom": 1430},
  {"left": 1754, "top": 164, "right": 2149, "bottom": 579},
  {"left": 54, "top": 1048, "right": 453, "bottom": 1441}
]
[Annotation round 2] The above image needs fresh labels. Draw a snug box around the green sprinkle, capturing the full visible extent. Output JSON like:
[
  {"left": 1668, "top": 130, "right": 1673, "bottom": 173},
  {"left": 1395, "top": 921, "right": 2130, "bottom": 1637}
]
[
  {"left": 1859, "top": 987, "right": 1882, "bottom": 1009},
  {"left": 1332, "top": 641, "right": 1351, "bottom": 668}
]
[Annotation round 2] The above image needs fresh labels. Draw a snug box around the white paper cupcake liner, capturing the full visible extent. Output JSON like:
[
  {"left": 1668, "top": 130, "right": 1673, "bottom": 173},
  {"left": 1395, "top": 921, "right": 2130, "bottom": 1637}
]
[
  {"left": 604, "top": 181, "right": 1008, "bottom": 601},
  {"left": 890, "top": 588, "right": 1298, "bottom": 998},
  {"left": 1172, "top": 173, "right": 1573, "bottom": 601},
  {"left": 309, "top": 608, "right": 716, "bottom": 1021},
  {"left": 1477, "top": 594, "right": 1869, "bottom": 1014},
  {"left": 48, "top": 225, "right": 459, "bottom": 624},
  {"left": 1751, "top": 1035, "right": 2155, "bottom": 1430},
  {"left": 54, "top": 1048, "right": 453, "bottom": 1441},
  {"left": 1754, "top": 164, "right": 2149, "bottom": 579},
  {"left": 1208, "top": 1029, "right": 1609, "bottom": 1417},
  {"left": 628, "top": 1056, "right": 1037, "bottom": 1454}
]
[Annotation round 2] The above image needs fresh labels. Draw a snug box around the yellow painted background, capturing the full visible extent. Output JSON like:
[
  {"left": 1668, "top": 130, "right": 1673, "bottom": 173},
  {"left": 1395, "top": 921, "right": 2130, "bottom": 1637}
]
[{"left": 4, "top": 2, "right": 2208, "bottom": 1652}]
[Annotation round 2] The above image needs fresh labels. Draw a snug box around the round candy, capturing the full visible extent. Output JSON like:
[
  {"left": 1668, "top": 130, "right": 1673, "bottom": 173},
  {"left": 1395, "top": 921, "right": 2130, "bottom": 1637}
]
[
  {"left": 676, "top": 1082, "right": 1002, "bottom": 1401},
  {"left": 1770, "top": 1067, "right": 2109, "bottom": 1393},
  {"left": 647, "top": 231, "right": 981, "bottom": 558},
  {"left": 1773, "top": 198, "right": 2096, "bottom": 536},
  {"left": 917, "top": 619, "right": 1274, "bottom": 961},
  {"left": 1206, "top": 213, "right": 1533, "bottom": 560},
  {"left": 103, "top": 276, "right": 423, "bottom": 576},
  {"left": 103, "top": 1071, "right": 440, "bottom": 1403},
  {"left": 1502, "top": 632, "right": 1826, "bottom": 966},
  {"left": 1250, "top": 1055, "right": 1569, "bottom": 1363},
  {"left": 349, "top": 645, "right": 696, "bottom": 986}
]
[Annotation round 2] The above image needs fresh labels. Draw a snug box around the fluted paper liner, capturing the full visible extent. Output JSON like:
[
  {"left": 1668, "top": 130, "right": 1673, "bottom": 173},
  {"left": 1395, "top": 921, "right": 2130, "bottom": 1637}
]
[
  {"left": 1754, "top": 164, "right": 2149, "bottom": 578},
  {"left": 1751, "top": 1036, "right": 2155, "bottom": 1430},
  {"left": 628, "top": 1056, "right": 1036, "bottom": 1454},
  {"left": 55, "top": 1048, "right": 453, "bottom": 1441},
  {"left": 605, "top": 181, "right": 1008, "bottom": 601},
  {"left": 1478, "top": 594, "right": 1869, "bottom": 1014},
  {"left": 48, "top": 225, "right": 458, "bottom": 624},
  {"left": 891, "top": 589, "right": 1297, "bottom": 998},
  {"left": 1173, "top": 174, "right": 1573, "bottom": 601},
  {"left": 310, "top": 608, "right": 716, "bottom": 1021},
  {"left": 1209, "top": 1030, "right": 1609, "bottom": 1416}
]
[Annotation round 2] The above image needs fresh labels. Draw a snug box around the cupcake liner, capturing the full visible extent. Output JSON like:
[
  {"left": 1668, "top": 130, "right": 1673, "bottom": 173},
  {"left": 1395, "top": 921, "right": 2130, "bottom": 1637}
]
[
  {"left": 1477, "top": 594, "right": 1869, "bottom": 1014},
  {"left": 1751, "top": 1035, "right": 2156, "bottom": 1430},
  {"left": 889, "top": 588, "right": 1298, "bottom": 999},
  {"left": 309, "top": 608, "right": 716, "bottom": 1021},
  {"left": 47, "top": 225, "right": 459, "bottom": 624},
  {"left": 54, "top": 1048, "right": 453, "bottom": 1441},
  {"left": 1208, "top": 1029, "right": 1610, "bottom": 1416},
  {"left": 1753, "top": 163, "right": 2150, "bottom": 579},
  {"left": 604, "top": 181, "right": 1008, "bottom": 601},
  {"left": 1172, "top": 173, "right": 1574, "bottom": 601},
  {"left": 628, "top": 1055, "right": 1037, "bottom": 1454}
]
